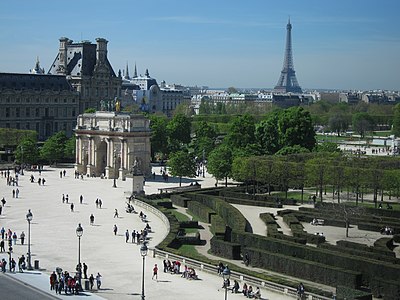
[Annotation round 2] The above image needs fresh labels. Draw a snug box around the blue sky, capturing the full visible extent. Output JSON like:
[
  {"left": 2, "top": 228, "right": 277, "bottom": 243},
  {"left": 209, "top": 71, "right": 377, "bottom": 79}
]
[{"left": 0, "top": 0, "right": 399, "bottom": 90}]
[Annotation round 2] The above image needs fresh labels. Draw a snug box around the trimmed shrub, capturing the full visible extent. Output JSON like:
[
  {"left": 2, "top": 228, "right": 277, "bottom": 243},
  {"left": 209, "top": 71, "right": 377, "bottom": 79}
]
[
  {"left": 210, "top": 214, "right": 226, "bottom": 237},
  {"left": 179, "top": 221, "right": 199, "bottom": 228},
  {"left": 210, "top": 236, "right": 242, "bottom": 260},
  {"left": 177, "top": 232, "right": 202, "bottom": 245},
  {"left": 187, "top": 200, "right": 216, "bottom": 223},
  {"left": 336, "top": 286, "right": 372, "bottom": 300},
  {"left": 170, "top": 194, "right": 191, "bottom": 207}
]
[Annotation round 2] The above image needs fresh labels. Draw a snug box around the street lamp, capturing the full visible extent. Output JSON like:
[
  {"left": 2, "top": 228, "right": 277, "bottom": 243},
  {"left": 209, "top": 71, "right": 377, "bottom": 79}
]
[
  {"left": 21, "top": 146, "right": 24, "bottom": 175},
  {"left": 26, "top": 209, "right": 33, "bottom": 270},
  {"left": 76, "top": 223, "right": 83, "bottom": 291},
  {"left": 222, "top": 266, "right": 231, "bottom": 300},
  {"left": 113, "top": 150, "right": 117, "bottom": 188},
  {"left": 140, "top": 243, "right": 148, "bottom": 300}
]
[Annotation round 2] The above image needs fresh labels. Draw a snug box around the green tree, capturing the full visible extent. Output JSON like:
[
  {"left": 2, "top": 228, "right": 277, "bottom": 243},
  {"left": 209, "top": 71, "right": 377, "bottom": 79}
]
[
  {"left": 167, "top": 150, "right": 196, "bottom": 186},
  {"left": 314, "top": 142, "right": 341, "bottom": 153},
  {"left": 40, "top": 131, "right": 68, "bottom": 164},
  {"left": 14, "top": 137, "right": 39, "bottom": 164},
  {"left": 207, "top": 144, "right": 233, "bottom": 186},
  {"left": 392, "top": 103, "right": 400, "bottom": 137},
  {"left": 227, "top": 86, "right": 238, "bottom": 94},
  {"left": 278, "top": 106, "right": 316, "bottom": 150},
  {"left": 64, "top": 135, "right": 76, "bottom": 161},
  {"left": 149, "top": 114, "right": 169, "bottom": 159},
  {"left": 255, "top": 114, "right": 280, "bottom": 155},
  {"left": 275, "top": 145, "right": 310, "bottom": 156},
  {"left": 352, "top": 112, "right": 374, "bottom": 138},
  {"left": 167, "top": 113, "right": 192, "bottom": 152},
  {"left": 328, "top": 113, "right": 349, "bottom": 136},
  {"left": 225, "top": 114, "right": 255, "bottom": 150}
]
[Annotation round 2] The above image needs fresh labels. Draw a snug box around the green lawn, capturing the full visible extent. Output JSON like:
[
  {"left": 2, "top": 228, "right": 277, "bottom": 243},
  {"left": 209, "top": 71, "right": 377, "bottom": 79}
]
[{"left": 272, "top": 191, "right": 313, "bottom": 201}]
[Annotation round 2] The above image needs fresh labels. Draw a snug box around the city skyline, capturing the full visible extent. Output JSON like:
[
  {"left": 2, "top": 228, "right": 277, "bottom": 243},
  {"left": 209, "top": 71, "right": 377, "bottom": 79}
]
[{"left": 0, "top": 0, "right": 399, "bottom": 91}]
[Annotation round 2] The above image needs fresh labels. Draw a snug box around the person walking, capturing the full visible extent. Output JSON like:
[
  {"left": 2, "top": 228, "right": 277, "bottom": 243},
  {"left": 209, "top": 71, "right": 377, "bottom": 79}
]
[
  {"left": 0, "top": 240, "right": 5, "bottom": 252},
  {"left": 20, "top": 231, "right": 25, "bottom": 245},
  {"left": 125, "top": 230, "right": 129, "bottom": 243},
  {"left": 70, "top": 203, "right": 74, "bottom": 212},
  {"left": 83, "top": 263, "right": 88, "bottom": 279},
  {"left": 96, "top": 273, "right": 102, "bottom": 289},
  {"left": 16, "top": 188, "right": 19, "bottom": 198},
  {"left": 113, "top": 224, "right": 118, "bottom": 235},
  {"left": 114, "top": 209, "right": 119, "bottom": 218},
  {"left": 90, "top": 214, "right": 95, "bottom": 225},
  {"left": 80, "top": 195, "right": 83, "bottom": 204},
  {"left": 152, "top": 264, "right": 158, "bottom": 281},
  {"left": 132, "top": 230, "right": 136, "bottom": 243},
  {"left": 89, "top": 274, "right": 94, "bottom": 289}
]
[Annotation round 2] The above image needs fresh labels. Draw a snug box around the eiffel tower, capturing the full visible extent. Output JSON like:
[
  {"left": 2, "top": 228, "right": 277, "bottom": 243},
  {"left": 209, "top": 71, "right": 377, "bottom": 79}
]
[{"left": 274, "top": 19, "right": 302, "bottom": 93}]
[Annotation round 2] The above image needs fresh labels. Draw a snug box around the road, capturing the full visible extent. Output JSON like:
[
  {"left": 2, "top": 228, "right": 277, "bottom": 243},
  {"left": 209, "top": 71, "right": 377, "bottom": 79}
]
[{"left": 0, "top": 273, "right": 57, "bottom": 300}]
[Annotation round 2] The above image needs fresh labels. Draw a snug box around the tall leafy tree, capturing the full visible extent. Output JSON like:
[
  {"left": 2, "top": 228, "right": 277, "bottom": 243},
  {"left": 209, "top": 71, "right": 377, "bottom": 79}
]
[
  {"left": 64, "top": 135, "right": 76, "bottom": 161},
  {"left": 167, "top": 150, "right": 196, "bottom": 186},
  {"left": 255, "top": 114, "right": 280, "bottom": 155},
  {"left": 225, "top": 114, "right": 255, "bottom": 149},
  {"left": 149, "top": 114, "right": 169, "bottom": 159},
  {"left": 328, "top": 113, "right": 349, "bottom": 136},
  {"left": 14, "top": 137, "right": 39, "bottom": 164},
  {"left": 352, "top": 112, "right": 374, "bottom": 138},
  {"left": 392, "top": 103, "right": 400, "bottom": 137},
  {"left": 167, "top": 113, "right": 191, "bottom": 152},
  {"left": 207, "top": 144, "right": 233, "bottom": 186},
  {"left": 40, "top": 131, "right": 68, "bottom": 164},
  {"left": 278, "top": 106, "right": 316, "bottom": 150}
]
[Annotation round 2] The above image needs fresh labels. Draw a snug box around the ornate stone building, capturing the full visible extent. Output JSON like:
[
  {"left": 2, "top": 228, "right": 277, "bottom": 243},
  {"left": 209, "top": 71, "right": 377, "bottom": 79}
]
[
  {"left": 74, "top": 110, "right": 151, "bottom": 180},
  {"left": 48, "top": 37, "right": 121, "bottom": 112}
]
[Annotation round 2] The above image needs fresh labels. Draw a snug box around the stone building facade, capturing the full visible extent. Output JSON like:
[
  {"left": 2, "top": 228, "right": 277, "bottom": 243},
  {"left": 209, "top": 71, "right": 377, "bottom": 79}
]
[
  {"left": 0, "top": 72, "right": 79, "bottom": 140},
  {"left": 74, "top": 111, "right": 151, "bottom": 180},
  {"left": 48, "top": 37, "right": 121, "bottom": 112}
]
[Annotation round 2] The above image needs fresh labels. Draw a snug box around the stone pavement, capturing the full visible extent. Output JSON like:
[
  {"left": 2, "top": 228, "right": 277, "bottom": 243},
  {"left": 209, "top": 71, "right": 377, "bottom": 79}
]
[{"left": 0, "top": 166, "right": 294, "bottom": 300}]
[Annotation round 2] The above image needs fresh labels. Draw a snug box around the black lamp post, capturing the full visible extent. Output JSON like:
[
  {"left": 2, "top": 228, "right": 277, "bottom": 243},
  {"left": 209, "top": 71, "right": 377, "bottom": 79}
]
[
  {"left": 140, "top": 243, "right": 148, "bottom": 300},
  {"left": 76, "top": 223, "right": 83, "bottom": 291},
  {"left": 26, "top": 209, "right": 33, "bottom": 270},
  {"left": 21, "top": 146, "right": 24, "bottom": 175},
  {"left": 222, "top": 266, "right": 231, "bottom": 300},
  {"left": 113, "top": 150, "right": 117, "bottom": 188}
]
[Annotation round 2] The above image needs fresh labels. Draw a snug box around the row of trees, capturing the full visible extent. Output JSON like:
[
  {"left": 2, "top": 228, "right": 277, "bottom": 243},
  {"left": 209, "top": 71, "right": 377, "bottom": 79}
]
[
  {"left": 14, "top": 131, "right": 75, "bottom": 165},
  {"left": 231, "top": 153, "right": 400, "bottom": 207}
]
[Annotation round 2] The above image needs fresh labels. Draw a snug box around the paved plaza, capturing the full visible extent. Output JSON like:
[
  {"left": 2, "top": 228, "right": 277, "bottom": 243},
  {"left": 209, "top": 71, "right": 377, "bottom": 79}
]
[{"left": 0, "top": 166, "right": 294, "bottom": 300}]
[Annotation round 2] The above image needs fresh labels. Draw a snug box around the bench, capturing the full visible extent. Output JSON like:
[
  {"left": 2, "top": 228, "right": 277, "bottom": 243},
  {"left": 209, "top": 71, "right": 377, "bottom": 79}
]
[{"left": 311, "top": 218, "right": 324, "bottom": 226}]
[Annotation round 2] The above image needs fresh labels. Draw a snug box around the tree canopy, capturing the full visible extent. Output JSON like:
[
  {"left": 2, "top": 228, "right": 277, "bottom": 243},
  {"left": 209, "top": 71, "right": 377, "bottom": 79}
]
[
  {"left": 167, "top": 150, "right": 196, "bottom": 186},
  {"left": 40, "top": 131, "right": 69, "bottom": 164}
]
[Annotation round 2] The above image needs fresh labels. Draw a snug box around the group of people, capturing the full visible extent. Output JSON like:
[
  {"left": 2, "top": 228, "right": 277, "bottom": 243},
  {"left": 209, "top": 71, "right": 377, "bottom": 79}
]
[
  {"left": 161, "top": 259, "right": 198, "bottom": 280},
  {"left": 223, "top": 280, "right": 261, "bottom": 299}
]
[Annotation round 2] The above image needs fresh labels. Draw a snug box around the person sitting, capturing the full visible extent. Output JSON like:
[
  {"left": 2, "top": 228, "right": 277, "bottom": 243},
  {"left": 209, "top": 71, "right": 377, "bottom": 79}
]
[
  {"left": 187, "top": 268, "right": 197, "bottom": 280},
  {"left": 231, "top": 280, "right": 239, "bottom": 293},
  {"left": 253, "top": 287, "right": 261, "bottom": 299},
  {"left": 247, "top": 285, "right": 253, "bottom": 298},
  {"left": 242, "top": 283, "right": 248, "bottom": 297},
  {"left": 145, "top": 223, "right": 151, "bottom": 232}
]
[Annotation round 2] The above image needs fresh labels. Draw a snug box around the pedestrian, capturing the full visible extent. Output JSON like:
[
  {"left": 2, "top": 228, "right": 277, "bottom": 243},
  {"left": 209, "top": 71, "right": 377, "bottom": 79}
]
[
  {"left": 12, "top": 189, "right": 15, "bottom": 198},
  {"left": 152, "top": 264, "right": 158, "bottom": 281},
  {"left": 96, "top": 273, "right": 102, "bottom": 289},
  {"left": 125, "top": 230, "right": 129, "bottom": 243},
  {"left": 90, "top": 214, "right": 95, "bottom": 225},
  {"left": 63, "top": 170, "right": 66, "bottom": 177},
  {"left": 99, "top": 199, "right": 102, "bottom": 208},
  {"left": 132, "top": 230, "right": 136, "bottom": 243},
  {"left": 0, "top": 206, "right": 2, "bottom": 215},
  {"left": 20, "top": 231, "right": 25, "bottom": 245},
  {"left": 42, "top": 178, "right": 46, "bottom": 185},
  {"left": 113, "top": 224, "right": 118, "bottom": 235},
  {"left": 12, "top": 232, "right": 17, "bottom": 245},
  {"left": 66, "top": 194, "right": 69, "bottom": 203},
  {"left": 95, "top": 198, "right": 99, "bottom": 208},
  {"left": 0, "top": 240, "right": 4, "bottom": 252},
  {"left": 80, "top": 195, "right": 83, "bottom": 204},
  {"left": 1, "top": 258, "right": 7, "bottom": 272},
  {"left": 83, "top": 263, "right": 88, "bottom": 279},
  {"left": 62, "top": 194, "right": 65, "bottom": 203},
  {"left": 1, "top": 197, "right": 5, "bottom": 207},
  {"left": 50, "top": 271, "right": 57, "bottom": 290},
  {"left": 89, "top": 274, "right": 94, "bottom": 289},
  {"left": 114, "top": 209, "right": 119, "bottom": 218},
  {"left": 10, "top": 258, "right": 16, "bottom": 272},
  {"left": 15, "top": 188, "right": 19, "bottom": 198},
  {"left": 38, "top": 178, "right": 41, "bottom": 185},
  {"left": 70, "top": 203, "right": 74, "bottom": 212},
  {"left": 60, "top": 171, "right": 62, "bottom": 178}
]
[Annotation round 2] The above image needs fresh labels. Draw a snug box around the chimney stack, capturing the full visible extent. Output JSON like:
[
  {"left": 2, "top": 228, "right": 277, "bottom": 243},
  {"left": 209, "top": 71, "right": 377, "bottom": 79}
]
[
  {"left": 96, "top": 38, "right": 108, "bottom": 65},
  {"left": 58, "top": 37, "right": 70, "bottom": 74}
]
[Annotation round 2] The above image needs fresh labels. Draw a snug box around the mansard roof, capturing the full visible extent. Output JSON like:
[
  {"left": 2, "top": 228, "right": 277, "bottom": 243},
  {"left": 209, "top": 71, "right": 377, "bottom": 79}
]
[{"left": 0, "top": 73, "right": 74, "bottom": 91}]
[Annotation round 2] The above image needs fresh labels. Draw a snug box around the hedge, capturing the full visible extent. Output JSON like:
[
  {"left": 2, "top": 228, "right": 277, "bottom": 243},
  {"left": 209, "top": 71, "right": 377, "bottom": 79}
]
[
  {"left": 176, "top": 232, "right": 202, "bottom": 245},
  {"left": 179, "top": 221, "right": 199, "bottom": 228},
  {"left": 187, "top": 200, "right": 216, "bottom": 223},
  {"left": 170, "top": 194, "right": 191, "bottom": 208},
  {"left": 245, "top": 247, "right": 362, "bottom": 289},
  {"left": 210, "top": 214, "right": 226, "bottom": 237},
  {"left": 210, "top": 236, "right": 242, "bottom": 260},
  {"left": 336, "top": 240, "right": 395, "bottom": 257},
  {"left": 231, "top": 231, "right": 400, "bottom": 287},
  {"left": 336, "top": 286, "right": 372, "bottom": 300}
]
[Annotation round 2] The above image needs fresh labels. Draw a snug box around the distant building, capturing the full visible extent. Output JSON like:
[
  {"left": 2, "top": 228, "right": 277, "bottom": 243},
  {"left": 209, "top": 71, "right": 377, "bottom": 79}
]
[
  {"left": 339, "top": 92, "right": 361, "bottom": 104},
  {"left": 0, "top": 71, "right": 79, "bottom": 140},
  {"left": 48, "top": 37, "right": 121, "bottom": 112}
]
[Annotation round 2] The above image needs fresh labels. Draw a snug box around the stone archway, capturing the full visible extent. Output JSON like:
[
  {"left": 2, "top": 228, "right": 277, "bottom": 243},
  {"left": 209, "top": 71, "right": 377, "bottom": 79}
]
[{"left": 96, "top": 140, "right": 107, "bottom": 176}]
